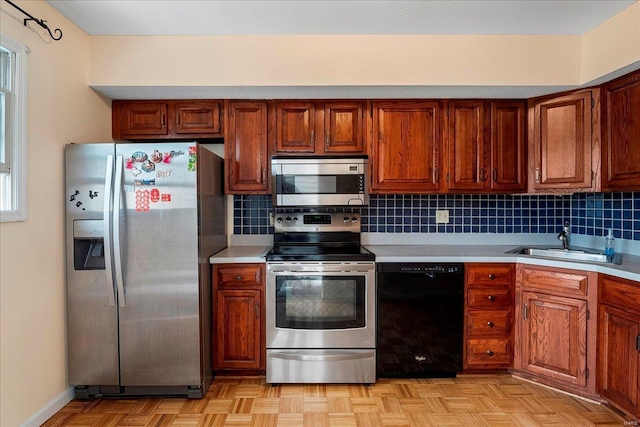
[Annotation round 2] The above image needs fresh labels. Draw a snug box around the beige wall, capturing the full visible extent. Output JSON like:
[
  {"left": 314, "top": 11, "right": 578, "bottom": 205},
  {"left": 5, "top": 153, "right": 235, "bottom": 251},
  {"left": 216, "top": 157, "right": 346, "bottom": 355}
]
[
  {"left": 86, "top": 4, "right": 640, "bottom": 89},
  {"left": 582, "top": 2, "right": 640, "bottom": 83},
  {"left": 0, "top": 1, "right": 112, "bottom": 426},
  {"left": 89, "top": 35, "right": 583, "bottom": 87}
]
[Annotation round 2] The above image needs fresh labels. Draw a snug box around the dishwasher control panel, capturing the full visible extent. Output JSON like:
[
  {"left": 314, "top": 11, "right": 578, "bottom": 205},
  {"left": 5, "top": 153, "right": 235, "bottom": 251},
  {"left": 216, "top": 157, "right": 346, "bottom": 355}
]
[{"left": 377, "top": 263, "right": 464, "bottom": 274}]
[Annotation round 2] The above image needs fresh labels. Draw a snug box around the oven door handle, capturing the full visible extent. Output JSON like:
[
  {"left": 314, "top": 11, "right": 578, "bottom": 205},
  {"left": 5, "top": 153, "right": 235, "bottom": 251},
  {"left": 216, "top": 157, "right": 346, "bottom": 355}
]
[{"left": 268, "top": 351, "right": 373, "bottom": 362}]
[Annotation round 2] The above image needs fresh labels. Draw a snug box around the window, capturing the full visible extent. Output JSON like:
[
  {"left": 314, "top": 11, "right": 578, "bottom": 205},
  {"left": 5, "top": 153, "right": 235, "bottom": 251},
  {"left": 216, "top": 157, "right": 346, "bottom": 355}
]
[{"left": 0, "top": 34, "right": 28, "bottom": 222}]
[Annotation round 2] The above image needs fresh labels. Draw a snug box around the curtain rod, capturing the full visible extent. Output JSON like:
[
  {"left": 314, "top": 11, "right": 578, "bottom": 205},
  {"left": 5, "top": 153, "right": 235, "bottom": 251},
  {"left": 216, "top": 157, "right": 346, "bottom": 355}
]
[{"left": 3, "top": 0, "right": 63, "bottom": 41}]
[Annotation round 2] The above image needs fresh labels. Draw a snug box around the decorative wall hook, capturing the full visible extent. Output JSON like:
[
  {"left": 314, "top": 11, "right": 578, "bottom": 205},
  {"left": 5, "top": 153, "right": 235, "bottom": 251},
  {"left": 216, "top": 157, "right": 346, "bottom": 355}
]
[{"left": 3, "top": 0, "right": 63, "bottom": 41}]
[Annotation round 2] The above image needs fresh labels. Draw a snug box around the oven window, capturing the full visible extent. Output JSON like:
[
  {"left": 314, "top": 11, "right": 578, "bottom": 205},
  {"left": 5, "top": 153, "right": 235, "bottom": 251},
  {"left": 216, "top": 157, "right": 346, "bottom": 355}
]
[
  {"left": 280, "top": 175, "right": 362, "bottom": 194},
  {"left": 275, "top": 275, "right": 366, "bottom": 329}
]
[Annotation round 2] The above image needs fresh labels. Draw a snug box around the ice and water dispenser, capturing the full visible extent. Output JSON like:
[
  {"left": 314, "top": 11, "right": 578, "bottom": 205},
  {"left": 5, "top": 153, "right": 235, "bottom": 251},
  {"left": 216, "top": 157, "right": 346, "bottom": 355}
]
[{"left": 73, "top": 219, "right": 105, "bottom": 270}]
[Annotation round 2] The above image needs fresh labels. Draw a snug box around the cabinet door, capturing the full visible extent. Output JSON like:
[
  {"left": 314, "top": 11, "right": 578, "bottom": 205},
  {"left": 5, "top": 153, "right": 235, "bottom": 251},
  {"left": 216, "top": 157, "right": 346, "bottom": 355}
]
[
  {"left": 371, "top": 101, "right": 442, "bottom": 193},
  {"left": 490, "top": 101, "right": 526, "bottom": 192},
  {"left": 214, "top": 290, "right": 262, "bottom": 370},
  {"left": 532, "top": 91, "right": 593, "bottom": 190},
  {"left": 276, "top": 103, "right": 315, "bottom": 152},
  {"left": 175, "top": 101, "right": 221, "bottom": 135},
  {"left": 598, "top": 304, "right": 640, "bottom": 417},
  {"left": 519, "top": 291, "right": 588, "bottom": 387},
  {"left": 602, "top": 70, "right": 640, "bottom": 191},
  {"left": 225, "top": 102, "right": 269, "bottom": 193},
  {"left": 447, "top": 101, "right": 486, "bottom": 191},
  {"left": 324, "top": 102, "right": 364, "bottom": 153},
  {"left": 117, "top": 101, "right": 169, "bottom": 137}
]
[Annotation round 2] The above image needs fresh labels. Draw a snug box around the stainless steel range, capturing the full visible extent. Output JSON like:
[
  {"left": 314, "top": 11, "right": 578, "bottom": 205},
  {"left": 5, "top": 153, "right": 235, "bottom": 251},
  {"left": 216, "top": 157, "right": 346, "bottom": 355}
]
[{"left": 265, "top": 211, "right": 376, "bottom": 384}]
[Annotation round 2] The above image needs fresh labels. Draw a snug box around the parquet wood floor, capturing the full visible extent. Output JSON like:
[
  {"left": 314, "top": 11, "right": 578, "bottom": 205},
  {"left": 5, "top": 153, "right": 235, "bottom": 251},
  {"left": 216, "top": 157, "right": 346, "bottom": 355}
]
[{"left": 43, "top": 375, "right": 634, "bottom": 427}]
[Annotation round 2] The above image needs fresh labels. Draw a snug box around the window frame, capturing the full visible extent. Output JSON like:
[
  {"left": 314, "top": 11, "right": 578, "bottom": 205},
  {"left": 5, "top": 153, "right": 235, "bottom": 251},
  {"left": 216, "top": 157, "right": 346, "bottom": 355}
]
[{"left": 0, "top": 33, "right": 28, "bottom": 222}]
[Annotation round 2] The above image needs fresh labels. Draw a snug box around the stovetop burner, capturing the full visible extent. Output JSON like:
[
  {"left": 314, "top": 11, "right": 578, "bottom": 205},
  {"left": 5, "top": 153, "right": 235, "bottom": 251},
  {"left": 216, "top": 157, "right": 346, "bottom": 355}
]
[
  {"left": 265, "top": 243, "right": 375, "bottom": 262},
  {"left": 266, "top": 211, "right": 374, "bottom": 262}
]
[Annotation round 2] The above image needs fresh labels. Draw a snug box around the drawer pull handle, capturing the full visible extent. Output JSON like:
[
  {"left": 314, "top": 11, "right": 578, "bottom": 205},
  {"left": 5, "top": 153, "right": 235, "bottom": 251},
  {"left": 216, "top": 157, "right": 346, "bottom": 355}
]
[
  {"left": 487, "top": 321, "right": 494, "bottom": 328},
  {"left": 236, "top": 275, "right": 242, "bottom": 281},
  {"left": 488, "top": 274, "right": 495, "bottom": 280},
  {"left": 487, "top": 295, "right": 495, "bottom": 301},
  {"left": 255, "top": 303, "right": 259, "bottom": 319},
  {"left": 486, "top": 350, "right": 494, "bottom": 356}
]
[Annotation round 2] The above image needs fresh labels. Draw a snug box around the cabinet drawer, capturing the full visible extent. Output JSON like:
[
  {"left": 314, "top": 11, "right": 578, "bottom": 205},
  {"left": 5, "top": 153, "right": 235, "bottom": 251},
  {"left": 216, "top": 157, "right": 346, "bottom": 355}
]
[
  {"left": 466, "top": 263, "right": 514, "bottom": 285},
  {"left": 467, "top": 287, "right": 512, "bottom": 309},
  {"left": 467, "top": 311, "right": 512, "bottom": 336},
  {"left": 518, "top": 265, "right": 591, "bottom": 298},
  {"left": 600, "top": 275, "right": 640, "bottom": 312},
  {"left": 466, "top": 338, "right": 511, "bottom": 365},
  {"left": 216, "top": 264, "right": 264, "bottom": 288}
]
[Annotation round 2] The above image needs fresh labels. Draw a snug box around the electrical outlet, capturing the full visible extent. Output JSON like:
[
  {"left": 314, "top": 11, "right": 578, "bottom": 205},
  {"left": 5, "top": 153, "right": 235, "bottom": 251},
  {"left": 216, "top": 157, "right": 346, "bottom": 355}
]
[
  {"left": 269, "top": 213, "right": 275, "bottom": 226},
  {"left": 435, "top": 210, "right": 450, "bottom": 224}
]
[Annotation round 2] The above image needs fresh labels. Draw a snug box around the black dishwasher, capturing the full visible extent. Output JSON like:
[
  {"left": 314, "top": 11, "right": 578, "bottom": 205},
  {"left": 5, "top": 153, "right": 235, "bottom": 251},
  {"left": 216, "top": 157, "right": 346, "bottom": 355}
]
[{"left": 377, "top": 263, "right": 464, "bottom": 378}]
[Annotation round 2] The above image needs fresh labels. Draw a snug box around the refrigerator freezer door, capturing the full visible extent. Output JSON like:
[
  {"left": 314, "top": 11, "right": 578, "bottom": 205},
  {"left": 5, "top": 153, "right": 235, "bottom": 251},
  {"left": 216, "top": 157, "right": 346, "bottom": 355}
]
[
  {"left": 65, "top": 143, "right": 119, "bottom": 386},
  {"left": 116, "top": 143, "right": 201, "bottom": 386}
]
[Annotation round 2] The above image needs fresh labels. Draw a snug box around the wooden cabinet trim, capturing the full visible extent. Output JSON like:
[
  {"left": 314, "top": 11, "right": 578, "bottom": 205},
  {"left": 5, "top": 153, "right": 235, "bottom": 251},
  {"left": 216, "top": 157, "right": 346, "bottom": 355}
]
[{"left": 518, "top": 264, "right": 592, "bottom": 299}]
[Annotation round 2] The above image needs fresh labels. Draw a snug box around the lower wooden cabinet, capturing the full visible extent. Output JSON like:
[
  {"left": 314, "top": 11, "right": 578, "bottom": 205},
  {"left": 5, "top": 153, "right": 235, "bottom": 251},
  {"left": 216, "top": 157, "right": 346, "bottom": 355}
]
[
  {"left": 514, "top": 264, "right": 598, "bottom": 399},
  {"left": 213, "top": 263, "right": 265, "bottom": 371},
  {"left": 464, "top": 263, "right": 514, "bottom": 370},
  {"left": 598, "top": 274, "right": 640, "bottom": 418}
]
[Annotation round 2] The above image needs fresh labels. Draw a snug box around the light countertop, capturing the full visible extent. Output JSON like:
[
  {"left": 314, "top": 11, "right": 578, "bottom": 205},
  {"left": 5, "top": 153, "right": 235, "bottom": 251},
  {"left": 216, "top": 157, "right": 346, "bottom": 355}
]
[
  {"left": 210, "top": 244, "right": 640, "bottom": 282},
  {"left": 209, "top": 246, "right": 271, "bottom": 264}
]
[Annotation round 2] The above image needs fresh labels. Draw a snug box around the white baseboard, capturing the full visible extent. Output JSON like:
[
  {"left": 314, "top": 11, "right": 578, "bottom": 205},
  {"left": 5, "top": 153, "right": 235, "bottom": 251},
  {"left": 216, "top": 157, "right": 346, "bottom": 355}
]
[{"left": 20, "top": 387, "right": 74, "bottom": 427}]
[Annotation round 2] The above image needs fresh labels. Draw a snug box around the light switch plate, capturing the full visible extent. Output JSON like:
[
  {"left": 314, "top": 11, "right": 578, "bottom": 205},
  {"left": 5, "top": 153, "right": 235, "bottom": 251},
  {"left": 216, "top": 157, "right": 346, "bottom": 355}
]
[{"left": 435, "top": 210, "right": 450, "bottom": 224}]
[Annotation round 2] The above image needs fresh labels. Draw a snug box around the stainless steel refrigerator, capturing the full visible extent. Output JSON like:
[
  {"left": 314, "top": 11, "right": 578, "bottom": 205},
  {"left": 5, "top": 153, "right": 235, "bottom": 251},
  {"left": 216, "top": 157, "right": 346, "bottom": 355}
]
[{"left": 64, "top": 142, "right": 226, "bottom": 399}]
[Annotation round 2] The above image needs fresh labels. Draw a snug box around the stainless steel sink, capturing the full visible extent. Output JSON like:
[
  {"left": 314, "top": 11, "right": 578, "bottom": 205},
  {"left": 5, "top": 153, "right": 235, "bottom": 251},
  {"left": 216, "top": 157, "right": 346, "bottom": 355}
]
[{"left": 508, "top": 246, "right": 622, "bottom": 264}]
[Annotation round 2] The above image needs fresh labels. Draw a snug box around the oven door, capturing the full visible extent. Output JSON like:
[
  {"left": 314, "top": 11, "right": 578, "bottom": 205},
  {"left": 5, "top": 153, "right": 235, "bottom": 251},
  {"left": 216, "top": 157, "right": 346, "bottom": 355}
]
[{"left": 266, "top": 262, "right": 376, "bottom": 349}]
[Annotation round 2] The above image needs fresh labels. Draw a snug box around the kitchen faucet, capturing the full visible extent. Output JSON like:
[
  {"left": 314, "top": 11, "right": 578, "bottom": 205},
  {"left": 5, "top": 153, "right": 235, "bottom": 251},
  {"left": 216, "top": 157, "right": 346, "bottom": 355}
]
[{"left": 557, "top": 221, "right": 570, "bottom": 250}]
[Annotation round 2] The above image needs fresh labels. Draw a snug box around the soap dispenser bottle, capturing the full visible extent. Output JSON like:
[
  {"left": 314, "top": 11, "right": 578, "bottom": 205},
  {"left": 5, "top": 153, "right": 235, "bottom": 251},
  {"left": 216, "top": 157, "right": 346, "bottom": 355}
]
[{"left": 604, "top": 228, "right": 615, "bottom": 257}]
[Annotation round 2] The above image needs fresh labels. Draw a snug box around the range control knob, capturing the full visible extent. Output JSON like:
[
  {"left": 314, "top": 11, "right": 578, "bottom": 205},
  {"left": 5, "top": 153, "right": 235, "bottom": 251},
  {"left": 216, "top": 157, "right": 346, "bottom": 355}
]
[
  {"left": 276, "top": 217, "right": 283, "bottom": 224},
  {"left": 343, "top": 216, "right": 350, "bottom": 224},
  {"left": 292, "top": 217, "right": 298, "bottom": 224},
  {"left": 351, "top": 217, "right": 359, "bottom": 224},
  {"left": 285, "top": 216, "right": 291, "bottom": 225}
]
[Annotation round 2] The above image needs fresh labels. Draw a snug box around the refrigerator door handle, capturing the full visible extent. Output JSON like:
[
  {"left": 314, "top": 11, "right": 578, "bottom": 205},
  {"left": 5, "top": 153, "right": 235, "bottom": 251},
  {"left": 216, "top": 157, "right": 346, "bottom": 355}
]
[
  {"left": 113, "top": 155, "right": 126, "bottom": 307},
  {"left": 103, "top": 155, "right": 116, "bottom": 307}
]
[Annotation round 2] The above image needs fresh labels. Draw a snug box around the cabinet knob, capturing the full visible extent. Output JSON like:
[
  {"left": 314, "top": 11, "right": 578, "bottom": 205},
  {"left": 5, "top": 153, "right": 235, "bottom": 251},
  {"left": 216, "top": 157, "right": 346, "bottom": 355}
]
[
  {"left": 488, "top": 274, "right": 495, "bottom": 280},
  {"left": 487, "top": 321, "right": 494, "bottom": 328},
  {"left": 486, "top": 350, "right": 494, "bottom": 356},
  {"left": 236, "top": 275, "right": 242, "bottom": 281},
  {"left": 487, "top": 295, "right": 495, "bottom": 301}
]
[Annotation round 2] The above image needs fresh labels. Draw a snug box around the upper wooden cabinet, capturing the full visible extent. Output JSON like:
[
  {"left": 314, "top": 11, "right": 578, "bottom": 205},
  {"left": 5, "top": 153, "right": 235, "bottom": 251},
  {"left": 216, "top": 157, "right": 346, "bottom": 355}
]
[
  {"left": 275, "top": 101, "right": 365, "bottom": 154},
  {"left": 602, "top": 70, "right": 640, "bottom": 191},
  {"left": 528, "top": 89, "right": 600, "bottom": 193},
  {"left": 446, "top": 101, "right": 486, "bottom": 192},
  {"left": 225, "top": 101, "right": 270, "bottom": 194},
  {"left": 371, "top": 101, "right": 443, "bottom": 193},
  {"left": 444, "top": 100, "right": 526, "bottom": 193},
  {"left": 112, "top": 100, "right": 222, "bottom": 140},
  {"left": 490, "top": 101, "right": 526, "bottom": 192}
]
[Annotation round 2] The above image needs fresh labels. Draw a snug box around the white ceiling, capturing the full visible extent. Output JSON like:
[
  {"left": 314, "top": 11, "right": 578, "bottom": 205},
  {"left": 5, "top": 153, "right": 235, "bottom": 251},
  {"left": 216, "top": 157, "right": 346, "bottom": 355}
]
[{"left": 46, "top": 0, "right": 637, "bottom": 36}]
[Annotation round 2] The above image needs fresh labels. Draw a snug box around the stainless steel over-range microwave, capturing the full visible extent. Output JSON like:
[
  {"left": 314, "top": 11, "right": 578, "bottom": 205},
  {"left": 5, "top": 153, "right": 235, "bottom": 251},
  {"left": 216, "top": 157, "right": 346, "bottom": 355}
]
[{"left": 271, "top": 156, "right": 368, "bottom": 207}]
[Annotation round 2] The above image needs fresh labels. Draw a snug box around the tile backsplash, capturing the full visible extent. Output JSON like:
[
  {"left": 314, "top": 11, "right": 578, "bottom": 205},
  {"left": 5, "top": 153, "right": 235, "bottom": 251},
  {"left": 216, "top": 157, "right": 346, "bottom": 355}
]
[{"left": 232, "top": 192, "right": 640, "bottom": 242}]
